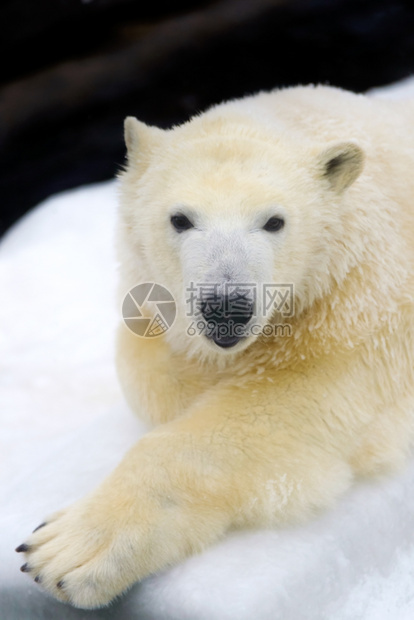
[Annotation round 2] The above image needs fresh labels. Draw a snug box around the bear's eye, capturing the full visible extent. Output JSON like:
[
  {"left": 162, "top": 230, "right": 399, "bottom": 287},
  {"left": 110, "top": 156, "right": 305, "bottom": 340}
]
[
  {"left": 263, "top": 216, "right": 285, "bottom": 232},
  {"left": 170, "top": 214, "right": 194, "bottom": 232}
]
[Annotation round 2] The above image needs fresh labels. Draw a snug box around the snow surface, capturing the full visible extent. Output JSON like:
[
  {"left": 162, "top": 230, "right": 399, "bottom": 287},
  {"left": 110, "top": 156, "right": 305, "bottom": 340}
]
[{"left": 2, "top": 78, "right": 414, "bottom": 619}]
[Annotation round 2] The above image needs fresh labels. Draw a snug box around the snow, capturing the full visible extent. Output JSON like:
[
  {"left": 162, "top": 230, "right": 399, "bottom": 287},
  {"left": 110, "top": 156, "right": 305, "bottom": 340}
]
[{"left": 2, "top": 78, "right": 414, "bottom": 619}]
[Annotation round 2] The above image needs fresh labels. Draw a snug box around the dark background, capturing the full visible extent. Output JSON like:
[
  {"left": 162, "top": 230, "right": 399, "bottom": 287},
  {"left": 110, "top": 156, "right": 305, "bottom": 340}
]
[{"left": 1, "top": 0, "right": 414, "bottom": 236}]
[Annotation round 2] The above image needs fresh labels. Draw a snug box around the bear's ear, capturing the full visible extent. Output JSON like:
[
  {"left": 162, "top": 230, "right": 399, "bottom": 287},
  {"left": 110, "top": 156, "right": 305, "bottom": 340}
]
[
  {"left": 318, "top": 142, "right": 364, "bottom": 192},
  {"left": 124, "top": 117, "right": 164, "bottom": 161}
]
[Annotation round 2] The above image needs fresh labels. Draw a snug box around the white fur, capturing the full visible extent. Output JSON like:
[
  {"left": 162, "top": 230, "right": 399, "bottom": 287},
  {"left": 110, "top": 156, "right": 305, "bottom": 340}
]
[{"left": 18, "top": 84, "right": 414, "bottom": 609}]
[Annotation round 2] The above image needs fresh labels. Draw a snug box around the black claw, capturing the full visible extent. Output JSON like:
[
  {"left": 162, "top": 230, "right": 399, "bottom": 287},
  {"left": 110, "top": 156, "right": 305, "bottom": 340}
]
[
  {"left": 56, "top": 580, "right": 64, "bottom": 589},
  {"left": 34, "top": 575, "right": 41, "bottom": 584},
  {"left": 20, "top": 563, "right": 30, "bottom": 573},
  {"left": 32, "top": 522, "right": 47, "bottom": 533},
  {"left": 15, "top": 544, "right": 29, "bottom": 553}
]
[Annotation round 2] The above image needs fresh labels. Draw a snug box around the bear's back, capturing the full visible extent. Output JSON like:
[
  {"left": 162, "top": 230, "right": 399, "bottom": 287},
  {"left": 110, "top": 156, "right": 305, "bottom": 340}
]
[{"left": 202, "top": 84, "right": 414, "bottom": 153}]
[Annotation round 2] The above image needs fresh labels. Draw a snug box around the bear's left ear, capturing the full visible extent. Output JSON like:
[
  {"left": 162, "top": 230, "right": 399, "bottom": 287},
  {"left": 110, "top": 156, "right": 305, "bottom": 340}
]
[{"left": 318, "top": 142, "right": 365, "bottom": 192}]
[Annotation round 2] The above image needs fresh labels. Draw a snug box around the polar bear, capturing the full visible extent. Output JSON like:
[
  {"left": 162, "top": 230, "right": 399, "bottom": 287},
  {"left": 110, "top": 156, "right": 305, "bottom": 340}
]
[{"left": 17, "top": 85, "right": 414, "bottom": 608}]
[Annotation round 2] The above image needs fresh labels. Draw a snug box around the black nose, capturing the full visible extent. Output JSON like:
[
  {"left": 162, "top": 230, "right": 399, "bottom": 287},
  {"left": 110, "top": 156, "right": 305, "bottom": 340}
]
[
  {"left": 200, "top": 294, "right": 254, "bottom": 325},
  {"left": 200, "top": 294, "right": 254, "bottom": 348}
]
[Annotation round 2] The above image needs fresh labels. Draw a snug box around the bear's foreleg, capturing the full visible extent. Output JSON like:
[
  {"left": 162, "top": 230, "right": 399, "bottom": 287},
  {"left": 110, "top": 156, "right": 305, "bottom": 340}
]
[{"left": 18, "top": 365, "right": 359, "bottom": 608}]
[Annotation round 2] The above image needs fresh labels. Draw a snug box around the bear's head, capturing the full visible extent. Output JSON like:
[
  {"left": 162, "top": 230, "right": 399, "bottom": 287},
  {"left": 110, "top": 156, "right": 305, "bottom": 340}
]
[{"left": 118, "top": 114, "right": 364, "bottom": 362}]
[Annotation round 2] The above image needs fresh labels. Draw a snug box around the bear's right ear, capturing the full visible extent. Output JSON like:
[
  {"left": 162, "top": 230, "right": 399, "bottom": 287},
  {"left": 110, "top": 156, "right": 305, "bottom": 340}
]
[
  {"left": 124, "top": 117, "right": 164, "bottom": 162},
  {"left": 318, "top": 142, "right": 365, "bottom": 193}
]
